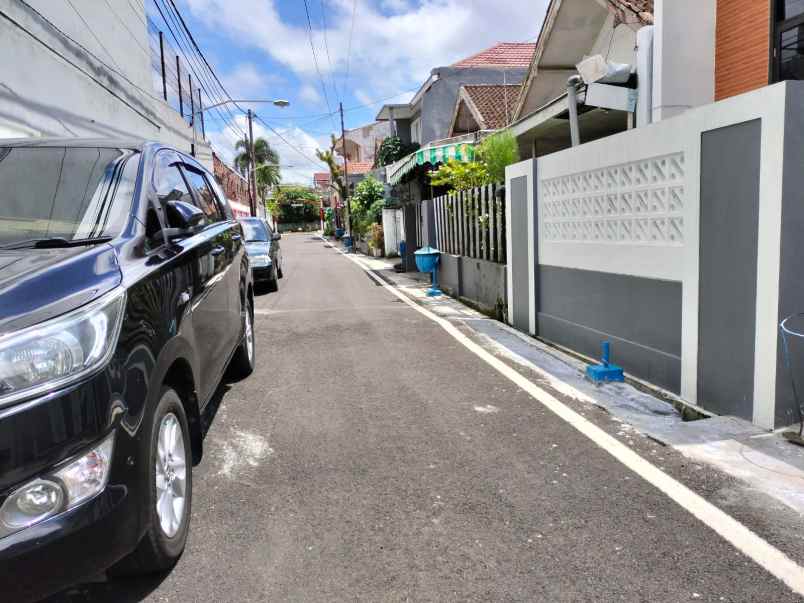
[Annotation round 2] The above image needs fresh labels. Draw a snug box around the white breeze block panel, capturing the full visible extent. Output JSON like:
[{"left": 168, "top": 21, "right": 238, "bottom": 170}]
[{"left": 541, "top": 152, "right": 685, "bottom": 247}]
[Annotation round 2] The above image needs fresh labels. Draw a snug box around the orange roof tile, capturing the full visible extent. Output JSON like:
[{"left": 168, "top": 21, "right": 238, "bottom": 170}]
[
  {"left": 452, "top": 42, "right": 537, "bottom": 68},
  {"left": 343, "top": 161, "right": 374, "bottom": 175},
  {"left": 461, "top": 85, "right": 522, "bottom": 130}
]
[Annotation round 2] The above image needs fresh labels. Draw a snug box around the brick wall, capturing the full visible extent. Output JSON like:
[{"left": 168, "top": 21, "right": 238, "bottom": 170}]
[
  {"left": 212, "top": 152, "right": 250, "bottom": 206},
  {"left": 715, "top": 0, "right": 771, "bottom": 100}
]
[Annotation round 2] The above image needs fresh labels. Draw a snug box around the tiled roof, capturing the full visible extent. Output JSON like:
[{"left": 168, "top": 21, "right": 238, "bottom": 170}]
[
  {"left": 342, "top": 161, "right": 374, "bottom": 175},
  {"left": 313, "top": 172, "right": 330, "bottom": 183},
  {"left": 462, "top": 85, "right": 522, "bottom": 129},
  {"left": 452, "top": 42, "right": 537, "bottom": 68}
]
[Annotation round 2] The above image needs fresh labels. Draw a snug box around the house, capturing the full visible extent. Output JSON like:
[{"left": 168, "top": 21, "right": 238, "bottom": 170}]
[
  {"left": 448, "top": 84, "right": 522, "bottom": 137},
  {"left": 510, "top": 0, "right": 654, "bottom": 158},
  {"left": 334, "top": 121, "right": 391, "bottom": 165},
  {"left": 377, "top": 42, "right": 536, "bottom": 150},
  {"left": 0, "top": 0, "right": 211, "bottom": 167},
  {"left": 501, "top": 0, "right": 804, "bottom": 430}
]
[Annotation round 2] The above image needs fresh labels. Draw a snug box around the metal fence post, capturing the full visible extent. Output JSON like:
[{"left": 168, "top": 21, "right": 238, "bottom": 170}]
[
  {"left": 176, "top": 55, "right": 183, "bottom": 118},
  {"left": 198, "top": 88, "right": 205, "bottom": 137},
  {"left": 159, "top": 31, "right": 167, "bottom": 101}
]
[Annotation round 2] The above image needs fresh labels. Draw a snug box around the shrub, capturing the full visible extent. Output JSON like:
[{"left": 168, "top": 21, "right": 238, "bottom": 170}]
[{"left": 476, "top": 130, "right": 519, "bottom": 184}]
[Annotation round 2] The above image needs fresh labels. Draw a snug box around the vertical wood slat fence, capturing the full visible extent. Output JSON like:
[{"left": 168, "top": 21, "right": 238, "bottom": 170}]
[{"left": 431, "top": 184, "right": 506, "bottom": 264}]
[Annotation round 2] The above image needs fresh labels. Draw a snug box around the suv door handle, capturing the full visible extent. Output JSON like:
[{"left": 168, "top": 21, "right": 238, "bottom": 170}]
[{"left": 211, "top": 245, "right": 225, "bottom": 256}]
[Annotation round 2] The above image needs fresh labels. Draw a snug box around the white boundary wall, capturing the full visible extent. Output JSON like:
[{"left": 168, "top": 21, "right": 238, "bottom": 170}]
[{"left": 508, "top": 82, "right": 791, "bottom": 429}]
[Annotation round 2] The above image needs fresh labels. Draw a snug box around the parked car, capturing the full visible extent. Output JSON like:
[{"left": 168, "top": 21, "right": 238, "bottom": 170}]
[
  {"left": 239, "top": 216, "right": 283, "bottom": 292},
  {"left": 0, "top": 139, "right": 255, "bottom": 602}
]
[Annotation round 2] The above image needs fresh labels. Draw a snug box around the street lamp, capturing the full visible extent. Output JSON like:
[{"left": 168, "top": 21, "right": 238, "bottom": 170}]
[{"left": 192, "top": 98, "right": 290, "bottom": 217}]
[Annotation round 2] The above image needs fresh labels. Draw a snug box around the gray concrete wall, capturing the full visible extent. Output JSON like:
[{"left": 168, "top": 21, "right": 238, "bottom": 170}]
[
  {"left": 436, "top": 253, "right": 506, "bottom": 315},
  {"left": 538, "top": 266, "right": 683, "bottom": 393},
  {"left": 0, "top": 0, "right": 211, "bottom": 167},
  {"left": 698, "top": 120, "right": 761, "bottom": 420},
  {"left": 420, "top": 66, "right": 528, "bottom": 145},
  {"left": 776, "top": 82, "right": 804, "bottom": 427}
]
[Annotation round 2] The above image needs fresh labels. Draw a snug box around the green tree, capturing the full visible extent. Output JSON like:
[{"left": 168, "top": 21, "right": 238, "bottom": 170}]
[
  {"left": 429, "top": 159, "right": 489, "bottom": 192},
  {"left": 271, "top": 185, "right": 321, "bottom": 223},
  {"left": 234, "top": 138, "right": 281, "bottom": 205},
  {"left": 476, "top": 130, "right": 519, "bottom": 184},
  {"left": 315, "top": 135, "right": 348, "bottom": 202},
  {"left": 350, "top": 175, "right": 385, "bottom": 237}
]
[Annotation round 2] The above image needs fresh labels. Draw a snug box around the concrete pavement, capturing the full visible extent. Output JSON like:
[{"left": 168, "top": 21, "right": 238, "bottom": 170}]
[{"left": 50, "top": 233, "right": 803, "bottom": 602}]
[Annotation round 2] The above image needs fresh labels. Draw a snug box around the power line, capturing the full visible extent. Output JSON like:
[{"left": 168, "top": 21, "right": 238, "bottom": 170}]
[
  {"left": 101, "top": 0, "right": 152, "bottom": 60},
  {"left": 343, "top": 0, "right": 357, "bottom": 94},
  {"left": 302, "top": 0, "right": 337, "bottom": 130},
  {"left": 151, "top": 0, "right": 244, "bottom": 139},
  {"left": 64, "top": 0, "right": 123, "bottom": 71},
  {"left": 319, "top": 0, "right": 339, "bottom": 103},
  {"left": 254, "top": 114, "right": 323, "bottom": 168}
]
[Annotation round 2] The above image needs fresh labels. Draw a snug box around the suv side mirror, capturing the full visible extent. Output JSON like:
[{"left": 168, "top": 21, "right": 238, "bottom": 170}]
[
  {"left": 163, "top": 200, "right": 204, "bottom": 239},
  {"left": 272, "top": 232, "right": 282, "bottom": 241}
]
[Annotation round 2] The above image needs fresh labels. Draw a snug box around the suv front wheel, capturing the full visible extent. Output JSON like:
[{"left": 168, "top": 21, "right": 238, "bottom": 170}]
[{"left": 111, "top": 388, "right": 192, "bottom": 575}]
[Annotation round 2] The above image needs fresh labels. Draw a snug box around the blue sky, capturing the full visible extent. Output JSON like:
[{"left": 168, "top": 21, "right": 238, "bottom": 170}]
[{"left": 172, "top": 0, "right": 547, "bottom": 183}]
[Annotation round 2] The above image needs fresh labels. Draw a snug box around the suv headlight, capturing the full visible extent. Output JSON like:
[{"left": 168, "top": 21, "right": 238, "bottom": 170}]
[
  {"left": 0, "top": 288, "right": 126, "bottom": 405},
  {"left": 0, "top": 432, "right": 115, "bottom": 538},
  {"left": 250, "top": 254, "right": 271, "bottom": 268}
]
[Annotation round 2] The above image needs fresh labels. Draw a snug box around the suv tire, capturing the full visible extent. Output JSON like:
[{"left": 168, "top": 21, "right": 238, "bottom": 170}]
[
  {"left": 110, "top": 388, "right": 192, "bottom": 575},
  {"left": 229, "top": 298, "right": 255, "bottom": 378}
]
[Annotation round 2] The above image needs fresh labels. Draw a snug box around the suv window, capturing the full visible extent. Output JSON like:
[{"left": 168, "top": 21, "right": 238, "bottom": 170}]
[
  {"left": 183, "top": 167, "right": 224, "bottom": 224},
  {"left": 154, "top": 153, "right": 193, "bottom": 208},
  {"left": 0, "top": 146, "right": 139, "bottom": 246}
]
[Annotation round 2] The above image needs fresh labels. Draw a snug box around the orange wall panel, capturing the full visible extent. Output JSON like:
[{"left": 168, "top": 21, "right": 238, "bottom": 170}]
[{"left": 715, "top": 0, "right": 771, "bottom": 100}]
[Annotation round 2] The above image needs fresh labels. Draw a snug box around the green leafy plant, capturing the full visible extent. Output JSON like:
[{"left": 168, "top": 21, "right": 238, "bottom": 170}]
[
  {"left": 476, "top": 130, "right": 519, "bottom": 184},
  {"left": 351, "top": 175, "right": 385, "bottom": 238},
  {"left": 429, "top": 159, "right": 489, "bottom": 192},
  {"left": 375, "top": 136, "right": 419, "bottom": 167},
  {"left": 235, "top": 138, "right": 281, "bottom": 204},
  {"left": 271, "top": 185, "right": 321, "bottom": 223}
]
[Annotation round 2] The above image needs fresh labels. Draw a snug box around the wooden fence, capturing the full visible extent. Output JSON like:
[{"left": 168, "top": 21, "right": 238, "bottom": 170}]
[{"left": 432, "top": 184, "right": 506, "bottom": 264}]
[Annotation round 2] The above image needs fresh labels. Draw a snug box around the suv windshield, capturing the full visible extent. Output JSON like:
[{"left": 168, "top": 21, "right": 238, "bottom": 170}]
[
  {"left": 0, "top": 146, "right": 139, "bottom": 247},
  {"left": 240, "top": 219, "right": 268, "bottom": 242}
]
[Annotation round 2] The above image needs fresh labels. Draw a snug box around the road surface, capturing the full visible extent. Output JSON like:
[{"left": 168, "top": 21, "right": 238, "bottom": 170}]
[{"left": 50, "top": 233, "right": 802, "bottom": 602}]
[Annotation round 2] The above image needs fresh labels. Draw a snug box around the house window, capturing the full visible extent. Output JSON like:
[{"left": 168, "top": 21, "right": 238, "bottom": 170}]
[
  {"left": 775, "top": 0, "right": 804, "bottom": 81},
  {"left": 411, "top": 116, "right": 422, "bottom": 144}
]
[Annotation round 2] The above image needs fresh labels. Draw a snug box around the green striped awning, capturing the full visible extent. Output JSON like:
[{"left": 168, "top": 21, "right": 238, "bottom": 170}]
[{"left": 386, "top": 141, "right": 477, "bottom": 185}]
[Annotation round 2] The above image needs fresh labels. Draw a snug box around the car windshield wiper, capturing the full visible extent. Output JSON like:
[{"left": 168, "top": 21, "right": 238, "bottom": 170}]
[
  {"left": 0, "top": 236, "right": 113, "bottom": 250},
  {"left": 246, "top": 239, "right": 268, "bottom": 243}
]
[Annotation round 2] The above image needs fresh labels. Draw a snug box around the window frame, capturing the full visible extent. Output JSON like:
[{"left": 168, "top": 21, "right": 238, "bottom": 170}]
[
  {"left": 180, "top": 163, "right": 228, "bottom": 226},
  {"left": 772, "top": 0, "right": 804, "bottom": 82}
]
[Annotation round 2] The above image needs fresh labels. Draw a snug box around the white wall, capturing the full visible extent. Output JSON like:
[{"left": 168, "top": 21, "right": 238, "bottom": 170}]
[
  {"left": 515, "top": 82, "right": 790, "bottom": 429},
  {"left": 652, "top": 0, "right": 717, "bottom": 122},
  {"left": 0, "top": 0, "right": 210, "bottom": 167}
]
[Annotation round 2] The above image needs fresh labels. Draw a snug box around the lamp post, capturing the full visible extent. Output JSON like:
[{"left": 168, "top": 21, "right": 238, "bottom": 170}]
[{"left": 192, "top": 99, "right": 290, "bottom": 216}]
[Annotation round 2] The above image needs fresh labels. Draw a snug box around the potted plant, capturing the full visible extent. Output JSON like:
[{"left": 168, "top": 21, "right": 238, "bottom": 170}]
[{"left": 368, "top": 223, "right": 384, "bottom": 257}]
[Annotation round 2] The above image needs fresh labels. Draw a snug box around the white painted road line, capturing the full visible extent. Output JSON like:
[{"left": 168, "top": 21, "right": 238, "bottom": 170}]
[{"left": 327, "top": 239, "right": 804, "bottom": 596}]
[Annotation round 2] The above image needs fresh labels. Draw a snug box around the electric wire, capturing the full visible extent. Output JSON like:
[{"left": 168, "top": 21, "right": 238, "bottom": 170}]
[{"left": 302, "top": 0, "right": 337, "bottom": 130}]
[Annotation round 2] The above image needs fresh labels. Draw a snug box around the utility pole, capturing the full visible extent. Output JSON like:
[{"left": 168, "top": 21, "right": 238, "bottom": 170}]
[
  {"left": 339, "top": 102, "right": 351, "bottom": 237},
  {"left": 247, "top": 109, "right": 257, "bottom": 217}
]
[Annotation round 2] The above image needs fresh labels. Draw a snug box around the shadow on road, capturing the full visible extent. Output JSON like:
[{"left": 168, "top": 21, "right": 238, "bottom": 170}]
[{"left": 42, "top": 571, "right": 168, "bottom": 603}]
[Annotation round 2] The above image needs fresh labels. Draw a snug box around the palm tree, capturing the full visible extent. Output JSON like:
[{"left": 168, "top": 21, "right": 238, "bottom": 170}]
[{"left": 234, "top": 137, "right": 281, "bottom": 200}]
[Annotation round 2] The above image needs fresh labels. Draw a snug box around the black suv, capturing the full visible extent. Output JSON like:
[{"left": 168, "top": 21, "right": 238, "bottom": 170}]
[{"left": 0, "top": 139, "right": 255, "bottom": 601}]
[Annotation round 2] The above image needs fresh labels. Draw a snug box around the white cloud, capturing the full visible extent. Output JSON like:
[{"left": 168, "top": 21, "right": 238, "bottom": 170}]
[
  {"left": 223, "top": 63, "right": 283, "bottom": 98},
  {"left": 206, "top": 114, "right": 327, "bottom": 187},
  {"left": 299, "top": 83, "right": 323, "bottom": 106},
  {"left": 182, "top": 0, "right": 548, "bottom": 101}
]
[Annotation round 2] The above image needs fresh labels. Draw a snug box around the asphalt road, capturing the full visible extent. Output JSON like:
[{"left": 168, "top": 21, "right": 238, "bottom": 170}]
[{"left": 50, "top": 233, "right": 802, "bottom": 602}]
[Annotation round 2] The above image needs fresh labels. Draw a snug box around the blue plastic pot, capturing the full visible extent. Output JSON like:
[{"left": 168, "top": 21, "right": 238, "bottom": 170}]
[
  {"left": 335, "top": 227, "right": 345, "bottom": 239},
  {"left": 414, "top": 246, "right": 442, "bottom": 296}
]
